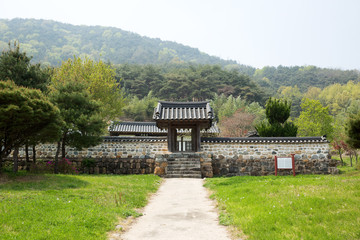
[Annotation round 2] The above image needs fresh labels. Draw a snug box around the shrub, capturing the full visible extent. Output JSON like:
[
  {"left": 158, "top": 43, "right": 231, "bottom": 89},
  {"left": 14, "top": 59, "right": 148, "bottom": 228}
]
[
  {"left": 256, "top": 122, "right": 298, "bottom": 137},
  {"left": 81, "top": 158, "right": 96, "bottom": 168},
  {"left": 255, "top": 97, "right": 297, "bottom": 137},
  {"left": 30, "top": 160, "right": 54, "bottom": 174},
  {"left": 30, "top": 158, "right": 78, "bottom": 174},
  {"left": 57, "top": 158, "right": 79, "bottom": 174}
]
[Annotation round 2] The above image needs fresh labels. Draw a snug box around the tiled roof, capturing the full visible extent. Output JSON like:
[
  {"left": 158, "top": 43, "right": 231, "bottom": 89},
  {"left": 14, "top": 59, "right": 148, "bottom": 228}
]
[
  {"left": 103, "top": 136, "right": 328, "bottom": 143},
  {"left": 153, "top": 101, "right": 214, "bottom": 120},
  {"left": 201, "top": 136, "right": 329, "bottom": 143},
  {"left": 109, "top": 121, "right": 220, "bottom": 134},
  {"left": 109, "top": 121, "right": 166, "bottom": 134},
  {"left": 103, "top": 136, "right": 167, "bottom": 142}
]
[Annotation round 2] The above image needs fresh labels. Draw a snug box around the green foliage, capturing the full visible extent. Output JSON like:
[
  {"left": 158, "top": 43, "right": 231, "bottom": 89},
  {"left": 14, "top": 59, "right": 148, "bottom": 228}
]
[
  {"left": 211, "top": 94, "right": 266, "bottom": 137},
  {"left": 253, "top": 65, "right": 360, "bottom": 94},
  {"left": 210, "top": 94, "right": 246, "bottom": 122},
  {"left": 318, "top": 81, "right": 360, "bottom": 115},
  {"left": 255, "top": 97, "right": 297, "bottom": 137},
  {"left": 49, "top": 81, "right": 106, "bottom": 152},
  {"left": 0, "top": 41, "right": 50, "bottom": 92},
  {"left": 0, "top": 18, "right": 239, "bottom": 67},
  {"left": 51, "top": 57, "right": 124, "bottom": 121},
  {"left": 346, "top": 112, "right": 360, "bottom": 149},
  {"left": 0, "top": 174, "right": 161, "bottom": 240},
  {"left": 42, "top": 158, "right": 78, "bottom": 174},
  {"left": 117, "top": 64, "right": 265, "bottom": 102},
  {"left": 295, "top": 98, "right": 334, "bottom": 138},
  {"left": 255, "top": 122, "right": 298, "bottom": 137},
  {"left": 205, "top": 173, "right": 360, "bottom": 240},
  {"left": 245, "top": 102, "right": 266, "bottom": 126},
  {"left": 265, "top": 97, "right": 291, "bottom": 124},
  {"left": 123, "top": 91, "right": 159, "bottom": 121},
  {"left": 81, "top": 158, "right": 96, "bottom": 168},
  {"left": 0, "top": 80, "right": 61, "bottom": 161},
  {"left": 219, "top": 109, "right": 256, "bottom": 137},
  {"left": 277, "top": 85, "right": 302, "bottom": 118}
]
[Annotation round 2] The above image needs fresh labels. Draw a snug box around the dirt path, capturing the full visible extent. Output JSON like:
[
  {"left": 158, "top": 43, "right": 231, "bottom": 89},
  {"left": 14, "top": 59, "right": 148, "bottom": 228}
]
[{"left": 119, "top": 178, "right": 231, "bottom": 240}]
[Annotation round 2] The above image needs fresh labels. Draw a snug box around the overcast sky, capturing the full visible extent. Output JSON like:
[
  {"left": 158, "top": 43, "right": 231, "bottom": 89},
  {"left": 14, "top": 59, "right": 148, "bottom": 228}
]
[{"left": 1, "top": 0, "right": 359, "bottom": 69}]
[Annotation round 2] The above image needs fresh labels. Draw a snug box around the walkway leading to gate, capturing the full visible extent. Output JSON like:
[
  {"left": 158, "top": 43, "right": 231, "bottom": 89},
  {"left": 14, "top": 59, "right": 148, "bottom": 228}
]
[{"left": 120, "top": 178, "right": 231, "bottom": 240}]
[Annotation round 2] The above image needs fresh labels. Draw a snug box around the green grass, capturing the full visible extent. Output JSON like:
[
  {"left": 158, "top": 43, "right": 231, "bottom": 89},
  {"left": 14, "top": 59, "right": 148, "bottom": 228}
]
[
  {"left": 0, "top": 173, "right": 161, "bottom": 240},
  {"left": 205, "top": 165, "right": 360, "bottom": 239},
  {"left": 332, "top": 155, "right": 360, "bottom": 174}
]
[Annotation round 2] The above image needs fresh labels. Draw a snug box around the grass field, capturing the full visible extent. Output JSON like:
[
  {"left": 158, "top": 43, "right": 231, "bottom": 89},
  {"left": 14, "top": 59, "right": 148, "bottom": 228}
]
[
  {"left": 0, "top": 173, "right": 161, "bottom": 240},
  {"left": 204, "top": 157, "right": 360, "bottom": 240}
]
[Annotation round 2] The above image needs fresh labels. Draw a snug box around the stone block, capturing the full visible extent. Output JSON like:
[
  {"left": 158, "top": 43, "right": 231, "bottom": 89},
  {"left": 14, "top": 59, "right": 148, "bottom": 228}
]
[{"left": 154, "top": 167, "right": 165, "bottom": 176}]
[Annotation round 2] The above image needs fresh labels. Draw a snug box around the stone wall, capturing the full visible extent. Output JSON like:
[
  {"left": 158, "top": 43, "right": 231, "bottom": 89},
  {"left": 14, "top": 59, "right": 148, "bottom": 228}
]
[
  {"left": 201, "top": 139, "right": 338, "bottom": 176},
  {"left": 8, "top": 136, "right": 338, "bottom": 176},
  {"left": 28, "top": 137, "right": 168, "bottom": 159},
  {"left": 12, "top": 136, "right": 168, "bottom": 175}
]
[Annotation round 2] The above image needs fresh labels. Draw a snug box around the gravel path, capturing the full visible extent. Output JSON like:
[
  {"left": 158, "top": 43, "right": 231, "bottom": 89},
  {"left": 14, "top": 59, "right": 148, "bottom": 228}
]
[{"left": 120, "top": 178, "right": 231, "bottom": 240}]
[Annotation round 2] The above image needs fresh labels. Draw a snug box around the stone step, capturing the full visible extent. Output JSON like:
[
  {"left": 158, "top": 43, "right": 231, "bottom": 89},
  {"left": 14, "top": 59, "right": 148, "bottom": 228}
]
[
  {"left": 167, "top": 160, "right": 201, "bottom": 163},
  {"left": 167, "top": 163, "right": 200, "bottom": 167},
  {"left": 166, "top": 154, "right": 202, "bottom": 157},
  {"left": 167, "top": 171, "right": 201, "bottom": 175},
  {"left": 165, "top": 174, "right": 202, "bottom": 178},
  {"left": 167, "top": 167, "right": 201, "bottom": 171},
  {"left": 167, "top": 159, "right": 201, "bottom": 162},
  {"left": 164, "top": 155, "right": 202, "bottom": 178}
]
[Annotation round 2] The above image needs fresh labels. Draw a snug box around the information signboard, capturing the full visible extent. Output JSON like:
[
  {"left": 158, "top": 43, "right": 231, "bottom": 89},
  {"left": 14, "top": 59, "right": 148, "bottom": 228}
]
[{"left": 275, "top": 154, "right": 295, "bottom": 176}]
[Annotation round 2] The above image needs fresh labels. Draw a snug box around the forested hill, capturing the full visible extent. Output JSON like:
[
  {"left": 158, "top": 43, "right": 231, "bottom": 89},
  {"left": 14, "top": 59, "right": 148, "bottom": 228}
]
[
  {"left": 253, "top": 65, "right": 360, "bottom": 93},
  {"left": 1, "top": 18, "right": 359, "bottom": 93},
  {"left": 0, "top": 18, "right": 242, "bottom": 67}
]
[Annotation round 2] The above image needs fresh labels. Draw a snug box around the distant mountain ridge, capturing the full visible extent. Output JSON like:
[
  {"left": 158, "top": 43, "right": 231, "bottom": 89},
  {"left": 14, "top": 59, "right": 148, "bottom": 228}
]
[
  {"left": 0, "top": 18, "right": 241, "bottom": 67},
  {"left": 1, "top": 18, "right": 359, "bottom": 93}
]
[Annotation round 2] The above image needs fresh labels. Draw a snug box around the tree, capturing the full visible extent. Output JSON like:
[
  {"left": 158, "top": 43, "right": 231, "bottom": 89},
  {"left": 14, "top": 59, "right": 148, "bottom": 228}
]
[
  {"left": 210, "top": 94, "right": 246, "bottom": 122},
  {"left": 50, "top": 57, "right": 124, "bottom": 121},
  {"left": 49, "top": 81, "right": 106, "bottom": 173},
  {"left": 295, "top": 98, "right": 334, "bottom": 139},
  {"left": 219, "top": 109, "right": 256, "bottom": 137},
  {"left": 265, "top": 97, "right": 291, "bottom": 124},
  {"left": 122, "top": 91, "right": 159, "bottom": 121},
  {"left": 255, "top": 97, "right": 297, "bottom": 137},
  {"left": 332, "top": 139, "right": 346, "bottom": 166},
  {"left": 0, "top": 41, "right": 54, "bottom": 165},
  {"left": 0, "top": 80, "right": 61, "bottom": 172},
  {"left": 278, "top": 85, "right": 302, "bottom": 118},
  {"left": 346, "top": 112, "right": 360, "bottom": 166},
  {"left": 0, "top": 41, "right": 50, "bottom": 92}
]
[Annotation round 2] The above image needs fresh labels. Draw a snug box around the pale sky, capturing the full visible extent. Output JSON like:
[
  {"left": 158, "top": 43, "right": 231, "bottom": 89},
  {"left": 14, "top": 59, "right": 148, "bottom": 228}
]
[{"left": 1, "top": 0, "right": 359, "bottom": 70}]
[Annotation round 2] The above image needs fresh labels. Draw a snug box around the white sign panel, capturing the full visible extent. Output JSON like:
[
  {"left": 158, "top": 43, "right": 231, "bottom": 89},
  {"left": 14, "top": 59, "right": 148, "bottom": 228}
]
[{"left": 277, "top": 157, "right": 293, "bottom": 169}]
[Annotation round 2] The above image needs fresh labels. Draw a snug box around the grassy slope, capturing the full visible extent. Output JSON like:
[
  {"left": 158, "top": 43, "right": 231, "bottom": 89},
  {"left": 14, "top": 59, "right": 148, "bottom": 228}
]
[
  {"left": 205, "top": 158, "right": 360, "bottom": 240},
  {"left": 0, "top": 173, "right": 161, "bottom": 240}
]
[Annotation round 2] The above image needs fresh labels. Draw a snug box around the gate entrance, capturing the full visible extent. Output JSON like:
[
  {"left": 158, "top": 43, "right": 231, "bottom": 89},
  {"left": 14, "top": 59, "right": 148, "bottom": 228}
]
[{"left": 153, "top": 101, "right": 214, "bottom": 152}]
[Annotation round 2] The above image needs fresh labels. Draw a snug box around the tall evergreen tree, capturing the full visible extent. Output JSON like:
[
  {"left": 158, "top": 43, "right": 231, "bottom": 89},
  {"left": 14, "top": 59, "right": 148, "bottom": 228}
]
[
  {"left": 0, "top": 80, "right": 61, "bottom": 172},
  {"left": 346, "top": 112, "right": 360, "bottom": 149},
  {"left": 255, "top": 97, "right": 297, "bottom": 137},
  {"left": 0, "top": 41, "right": 50, "bottom": 92}
]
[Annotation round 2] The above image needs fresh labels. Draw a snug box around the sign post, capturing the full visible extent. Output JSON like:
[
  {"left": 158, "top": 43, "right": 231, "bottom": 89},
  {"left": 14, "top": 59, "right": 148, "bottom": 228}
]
[{"left": 275, "top": 154, "right": 295, "bottom": 176}]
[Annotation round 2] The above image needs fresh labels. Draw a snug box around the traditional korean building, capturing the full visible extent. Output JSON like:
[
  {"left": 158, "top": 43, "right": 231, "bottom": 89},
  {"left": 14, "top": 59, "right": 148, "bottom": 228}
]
[
  {"left": 109, "top": 121, "right": 219, "bottom": 137},
  {"left": 153, "top": 101, "right": 214, "bottom": 152}
]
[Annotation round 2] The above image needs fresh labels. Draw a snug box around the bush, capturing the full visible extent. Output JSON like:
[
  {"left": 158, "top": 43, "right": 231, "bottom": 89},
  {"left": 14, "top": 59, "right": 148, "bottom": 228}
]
[
  {"left": 57, "top": 158, "right": 79, "bottom": 174},
  {"left": 30, "top": 158, "right": 78, "bottom": 174},
  {"left": 255, "top": 97, "right": 297, "bottom": 137},
  {"left": 81, "top": 158, "right": 96, "bottom": 168},
  {"left": 256, "top": 122, "right": 298, "bottom": 137},
  {"left": 30, "top": 160, "right": 54, "bottom": 174}
]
